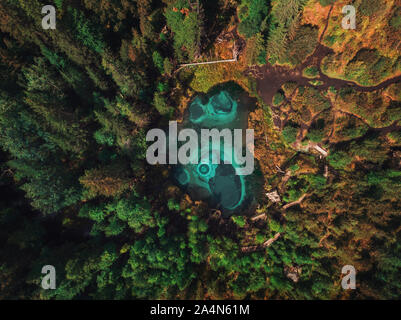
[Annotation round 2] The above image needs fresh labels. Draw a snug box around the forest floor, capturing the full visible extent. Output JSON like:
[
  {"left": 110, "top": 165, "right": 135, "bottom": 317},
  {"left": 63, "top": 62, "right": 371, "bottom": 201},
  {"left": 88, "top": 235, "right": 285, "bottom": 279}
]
[
  {"left": 247, "top": 4, "right": 401, "bottom": 130},
  {"left": 251, "top": 45, "right": 401, "bottom": 109}
]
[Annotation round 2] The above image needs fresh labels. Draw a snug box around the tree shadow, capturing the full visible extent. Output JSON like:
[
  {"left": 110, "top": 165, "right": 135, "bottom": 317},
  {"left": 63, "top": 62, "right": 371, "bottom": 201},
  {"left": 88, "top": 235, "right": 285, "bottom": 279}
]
[{"left": 201, "top": 1, "right": 237, "bottom": 53}]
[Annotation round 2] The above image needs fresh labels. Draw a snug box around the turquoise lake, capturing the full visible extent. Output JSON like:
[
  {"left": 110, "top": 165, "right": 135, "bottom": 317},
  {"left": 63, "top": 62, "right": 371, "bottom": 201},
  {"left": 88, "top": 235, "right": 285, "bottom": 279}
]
[{"left": 173, "top": 82, "right": 258, "bottom": 213}]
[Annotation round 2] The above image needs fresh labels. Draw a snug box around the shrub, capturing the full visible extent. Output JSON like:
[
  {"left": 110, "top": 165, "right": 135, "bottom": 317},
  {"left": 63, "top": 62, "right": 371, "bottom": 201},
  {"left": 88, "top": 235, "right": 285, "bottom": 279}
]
[
  {"left": 163, "top": 58, "right": 174, "bottom": 75},
  {"left": 307, "top": 128, "right": 325, "bottom": 142},
  {"left": 390, "top": 9, "right": 401, "bottom": 31},
  {"left": 309, "top": 80, "right": 323, "bottom": 86},
  {"left": 273, "top": 91, "right": 285, "bottom": 106},
  {"left": 328, "top": 151, "right": 352, "bottom": 170},
  {"left": 157, "top": 82, "right": 169, "bottom": 93},
  {"left": 94, "top": 129, "right": 115, "bottom": 146},
  {"left": 232, "top": 215, "right": 246, "bottom": 227},
  {"left": 282, "top": 81, "right": 298, "bottom": 97},
  {"left": 359, "top": 0, "right": 381, "bottom": 16},
  {"left": 282, "top": 123, "right": 299, "bottom": 144},
  {"left": 345, "top": 49, "right": 393, "bottom": 86},
  {"left": 318, "top": 0, "right": 335, "bottom": 6},
  {"left": 153, "top": 92, "right": 172, "bottom": 116},
  {"left": 152, "top": 51, "right": 164, "bottom": 73},
  {"left": 387, "top": 131, "right": 401, "bottom": 145},
  {"left": 303, "top": 66, "right": 319, "bottom": 78}
]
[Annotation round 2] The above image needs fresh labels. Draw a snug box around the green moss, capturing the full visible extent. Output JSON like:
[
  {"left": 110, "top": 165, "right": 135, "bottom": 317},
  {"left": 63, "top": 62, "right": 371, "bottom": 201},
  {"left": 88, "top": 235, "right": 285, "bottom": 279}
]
[
  {"left": 318, "top": 0, "right": 335, "bottom": 6},
  {"left": 328, "top": 151, "right": 352, "bottom": 170},
  {"left": 387, "top": 131, "right": 401, "bottom": 145},
  {"left": 345, "top": 49, "right": 394, "bottom": 86},
  {"left": 323, "top": 35, "right": 336, "bottom": 46},
  {"left": 359, "top": 0, "right": 382, "bottom": 17},
  {"left": 303, "top": 66, "right": 319, "bottom": 79},
  {"left": 309, "top": 80, "right": 324, "bottom": 86},
  {"left": 152, "top": 51, "right": 164, "bottom": 73},
  {"left": 307, "top": 129, "right": 325, "bottom": 142},
  {"left": 272, "top": 91, "right": 285, "bottom": 106},
  {"left": 282, "top": 81, "right": 298, "bottom": 97},
  {"left": 282, "top": 123, "right": 299, "bottom": 144},
  {"left": 255, "top": 233, "right": 265, "bottom": 244},
  {"left": 328, "top": 86, "right": 337, "bottom": 94},
  {"left": 232, "top": 215, "right": 246, "bottom": 227},
  {"left": 390, "top": 7, "right": 401, "bottom": 31}
]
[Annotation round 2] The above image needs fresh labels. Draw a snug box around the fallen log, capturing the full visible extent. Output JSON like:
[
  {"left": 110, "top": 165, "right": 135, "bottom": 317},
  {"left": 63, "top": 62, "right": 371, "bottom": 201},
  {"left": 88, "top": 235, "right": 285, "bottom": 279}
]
[
  {"left": 262, "top": 232, "right": 281, "bottom": 248},
  {"left": 282, "top": 193, "right": 307, "bottom": 210},
  {"left": 241, "top": 232, "right": 281, "bottom": 253},
  {"left": 251, "top": 213, "right": 267, "bottom": 221}
]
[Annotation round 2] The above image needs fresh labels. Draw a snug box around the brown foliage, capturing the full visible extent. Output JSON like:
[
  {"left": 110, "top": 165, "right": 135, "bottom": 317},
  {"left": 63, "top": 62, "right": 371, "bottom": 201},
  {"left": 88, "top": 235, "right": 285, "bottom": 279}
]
[{"left": 80, "top": 163, "right": 132, "bottom": 198}]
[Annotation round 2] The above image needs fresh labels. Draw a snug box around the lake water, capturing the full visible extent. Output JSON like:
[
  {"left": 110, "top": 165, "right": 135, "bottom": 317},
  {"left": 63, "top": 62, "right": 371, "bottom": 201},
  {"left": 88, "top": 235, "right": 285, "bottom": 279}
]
[{"left": 173, "top": 82, "right": 258, "bottom": 213}]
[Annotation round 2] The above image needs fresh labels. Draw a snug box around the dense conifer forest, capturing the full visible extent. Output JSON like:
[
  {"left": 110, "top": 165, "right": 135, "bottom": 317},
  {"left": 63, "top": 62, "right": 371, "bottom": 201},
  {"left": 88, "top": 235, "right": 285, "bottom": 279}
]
[{"left": 0, "top": 0, "right": 400, "bottom": 299}]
